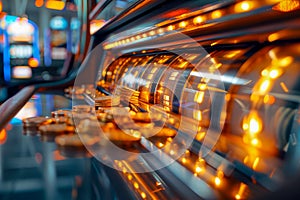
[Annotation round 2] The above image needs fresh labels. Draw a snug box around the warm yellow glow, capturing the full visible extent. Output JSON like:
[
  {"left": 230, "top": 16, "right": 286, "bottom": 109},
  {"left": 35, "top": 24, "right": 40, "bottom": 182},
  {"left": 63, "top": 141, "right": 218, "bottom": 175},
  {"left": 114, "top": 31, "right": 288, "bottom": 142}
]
[
  {"left": 211, "top": 10, "right": 223, "bottom": 19},
  {"left": 268, "top": 33, "right": 280, "bottom": 42},
  {"left": 224, "top": 50, "right": 241, "bottom": 58},
  {"left": 0, "top": 1, "right": 2, "bottom": 12},
  {"left": 234, "top": 1, "right": 255, "bottom": 12},
  {"left": 193, "top": 110, "right": 202, "bottom": 121},
  {"left": 269, "top": 69, "right": 283, "bottom": 79},
  {"left": 235, "top": 183, "right": 247, "bottom": 200},
  {"left": 259, "top": 79, "right": 271, "bottom": 93},
  {"left": 194, "top": 91, "right": 205, "bottom": 104},
  {"left": 133, "top": 182, "right": 139, "bottom": 189},
  {"left": 261, "top": 69, "right": 269, "bottom": 77},
  {"left": 280, "top": 82, "right": 289, "bottom": 93},
  {"left": 273, "top": 0, "right": 300, "bottom": 12},
  {"left": 278, "top": 56, "right": 294, "bottom": 67},
  {"left": 235, "top": 194, "right": 241, "bottom": 200},
  {"left": 214, "top": 177, "right": 221, "bottom": 186},
  {"left": 196, "top": 132, "right": 206, "bottom": 141},
  {"left": 251, "top": 138, "right": 260, "bottom": 146},
  {"left": 167, "top": 25, "right": 175, "bottom": 31},
  {"left": 261, "top": 68, "right": 283, "bottom": 79},
  {"left": 198, "top": 83, "right": 207, "bottom": 90},
  {"left": 149, "top": 30, "right": 155, "bottom": 36},
  {"left": 158, "top": 28, "right": 164, "bottom": 34},
  {"left": 140, "top": 192, "right": 147, "bottom": 199},
  {"left": 127, "top": 174, "right": 133, "bottom": 180},
  {"left": 45, "top": 0, "right": 65, "bottom": 10},
  {"left": 136, "top": 35, "right": 141, "bottom": 40},
  {"left": 130, "top": 37, "right": 135, "bottom": 41},
  {"left": 142, "top": 33, "right": 147, "bottom": 38},
  {"left": 243, "top": 112, "right": 262, "bottom": 136},
  {"left": 182, "top": 157, "right": 187, "bottom": 163},
  {"left": 249, "top": 118, "right": 261, "bottom": 135},
  {"left": 252, "top": 157, "right": 260, "bottom": 170},
  {"left": 193, "top": 16, "right": 206, "bottom": 24},
  {"left": 195, "top": 158, "right": 205, "bottom": 173},
  {"left": 179, "top": 21, "right": 188, "bottom": 28}
]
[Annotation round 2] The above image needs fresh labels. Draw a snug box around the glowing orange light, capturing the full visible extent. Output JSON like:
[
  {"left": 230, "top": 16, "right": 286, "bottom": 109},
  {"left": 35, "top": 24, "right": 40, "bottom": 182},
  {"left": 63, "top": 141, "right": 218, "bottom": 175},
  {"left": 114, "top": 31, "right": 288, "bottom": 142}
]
[
  {"left": 252, "top": 157, "right": 260, "bottom": 170},
  {"left": 179, "top": 21, "right": 188, "bottom": 28},
  {"left": 167, "top": 25, "right": 175, "bottom": 31},
  {"left": 280, "top": 82, "right": 289, "bottom": 92},
  {"left": 127, "top": 174, "right": 133, "bottom": 180},
  {"left": 133, "top": 182, "right": 139, "bottom": 189},
  {"left": 195, "top": 158, "right": 205, "bottom": 173},
  {"left": 182, "top": 157, "right": 187, "bottom": 163},
  {"left": 234, "top": 1, "right": 255, "bottom": 12},
  {"left": 251, "top": 138, "right": 260, "bottom": 146},
  {"left": 194, "top": 91, "right": 205, "bottom": 104},
  {"left": 198, "top": 83, "right": 207, "bottom": 90},
  {"left": 263, "top": 95, "right": 276, "bottom": 104},
  {"left": 140, "top": 192, "right": 146, "bottom": 199},
  {"left": 193, "top": 16, "right": 206, "bottom": 24},
  {"left": 273, "top": 0, "right": 300, "bottom": 12},
  {"left": 259, "top": 79, "right": 271, "bottom": 93},
  {"left": 243, "top": 112, "right": 263, "bottom": 136},
  {"left": 235, "top": 194, "right": 241, "bottom": 200},
  {"left": 46, "top": 0, "right": 65, "bottom": 10},
  {"left": 0, "top": 129, "right": 7, "bottom": 145},
  {"left": 28, "top": 58, "right": 39, "bottom": 67},
  {"left": 193, "top": 110, "right": 202, "bottom": 121},
  {"left": 214, "top": 177, "right": 221, "bottom": 186},
  {"left": 269, "top": 69, "right": 282, "bottom": 79},
  {"left": 90, "top": 20, "right": 105, "bottom": 34},
  {"left": 278, "top": 56, "right": 294, "bottom": 67},
  {"left": 211, "top": 10, "right": 223, "bottom": 19},
  {"left": 35, "top": 0, "right": 44, "bottom": 7},
  {"left": 149, "top": 30, "right": 155, "bottom": 36},
  {"left": 268, "top": 33, "right": 280, "bottom": 42},
  {"left": 0, "top": 1, "right": 2, "bottom": 12}
]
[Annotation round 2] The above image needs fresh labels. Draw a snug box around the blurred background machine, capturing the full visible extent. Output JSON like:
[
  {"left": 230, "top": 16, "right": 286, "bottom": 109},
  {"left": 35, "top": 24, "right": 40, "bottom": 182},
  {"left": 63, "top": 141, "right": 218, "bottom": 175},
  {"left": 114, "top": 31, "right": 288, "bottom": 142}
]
[{"left": 0, "top": 0, "right": 300, "bottom": 199}]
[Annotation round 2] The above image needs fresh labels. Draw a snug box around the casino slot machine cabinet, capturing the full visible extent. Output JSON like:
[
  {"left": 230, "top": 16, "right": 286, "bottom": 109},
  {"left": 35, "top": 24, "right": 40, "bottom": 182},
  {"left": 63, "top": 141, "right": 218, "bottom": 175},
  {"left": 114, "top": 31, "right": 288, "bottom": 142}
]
[
  {"left": 1, "top": 0, "right": 300, "bottom": 200},
  {"left": 3, "top": 16, "right": 40, "bottom": 83}
]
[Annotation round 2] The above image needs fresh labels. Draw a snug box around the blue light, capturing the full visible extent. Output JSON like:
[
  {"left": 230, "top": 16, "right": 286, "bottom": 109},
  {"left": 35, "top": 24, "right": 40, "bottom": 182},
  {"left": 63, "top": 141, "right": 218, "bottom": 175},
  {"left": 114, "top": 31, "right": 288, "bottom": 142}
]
[{"left": 50, "top": 16, "right": 68, "bottom": 30}]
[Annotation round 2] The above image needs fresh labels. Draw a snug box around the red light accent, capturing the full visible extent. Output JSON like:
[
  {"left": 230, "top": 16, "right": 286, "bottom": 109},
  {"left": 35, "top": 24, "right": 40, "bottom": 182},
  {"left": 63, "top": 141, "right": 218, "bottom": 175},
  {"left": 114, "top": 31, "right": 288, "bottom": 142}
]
[{"left": 162, "top": 8, "right": 190, "bottom": 18}]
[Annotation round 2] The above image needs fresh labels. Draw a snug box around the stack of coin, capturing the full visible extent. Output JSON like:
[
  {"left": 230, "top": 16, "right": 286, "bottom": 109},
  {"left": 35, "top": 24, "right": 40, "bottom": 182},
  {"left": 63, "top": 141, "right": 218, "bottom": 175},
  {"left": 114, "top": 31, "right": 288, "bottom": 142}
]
[
  {"left": 39, "top": 123, "right": 75, "bottom": 142},
  {"left": 22, "top": 116, "right": 53, "bottom": 136},
  {"left": 51, "top": 109, "right": 73, "bottom": 125},
  {"left": 94, "top": 95, "right": 120, "bottom": 107}
]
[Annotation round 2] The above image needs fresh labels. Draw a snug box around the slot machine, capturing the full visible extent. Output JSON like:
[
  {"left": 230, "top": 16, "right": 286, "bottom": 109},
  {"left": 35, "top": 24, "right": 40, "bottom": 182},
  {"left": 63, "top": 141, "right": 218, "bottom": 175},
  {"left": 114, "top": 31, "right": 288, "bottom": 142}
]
[
  {"left": 3, "top": 16, "right": 40, "bottom": 82},
  {"left": 44, "top": 16, "right": 69, "bottom": 68},
  {"left": 1, "top": 0, "right": 300, "bottom": 199}
]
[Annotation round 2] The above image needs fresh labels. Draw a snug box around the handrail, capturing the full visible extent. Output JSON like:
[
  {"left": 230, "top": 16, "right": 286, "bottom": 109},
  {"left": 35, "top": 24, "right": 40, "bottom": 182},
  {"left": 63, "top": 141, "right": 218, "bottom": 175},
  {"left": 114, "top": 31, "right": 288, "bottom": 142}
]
[{"left": 0, "top": 86, "right": 36, "bottom": 131}]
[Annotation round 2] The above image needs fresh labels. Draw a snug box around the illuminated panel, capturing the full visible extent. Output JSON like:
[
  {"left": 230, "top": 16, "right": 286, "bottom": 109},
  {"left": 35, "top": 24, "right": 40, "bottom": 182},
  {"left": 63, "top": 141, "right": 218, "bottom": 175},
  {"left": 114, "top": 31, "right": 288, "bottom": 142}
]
[
  {"left": 9, "top": 45, "right": 33, "bottom": 59},
  {"left": 12, "top": 66, "right": 32, "bottom": 79},
  {"left": 46, "top": 0, "right": 65, "bottom": 11},
  {"left": 51, "top": 47, "right": 67, "bottom": 60}
]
